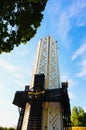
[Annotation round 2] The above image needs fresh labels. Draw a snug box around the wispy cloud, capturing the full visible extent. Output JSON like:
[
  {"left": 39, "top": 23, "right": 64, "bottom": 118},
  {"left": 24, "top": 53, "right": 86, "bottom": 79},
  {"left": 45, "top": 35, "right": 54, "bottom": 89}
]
[
  {"left": 76, "top": 59, "right": 86, "bottom": 77},
  {"left": 0, "top": 59, "right": 18, "bottom": 73},
  {"left": 72, "top": 40, "right": 86, "bottom": 78},
  {"left": 48, "top": 0, "right": 86, "bottom": 47},
  {"left": 72, "top": 42, "right": 86, "bottom": 60},
  {"left": 68, "top": 0, "right": 86, "bottom": 27},
  {"left": 56, "top": 11, "right": 71, "bottom": 47},
  {"left": 14, "top": 80, "right": 25, "bottom": 88},
  {"left": 0, "top": 58, "right": 32, "bottom": 87}
]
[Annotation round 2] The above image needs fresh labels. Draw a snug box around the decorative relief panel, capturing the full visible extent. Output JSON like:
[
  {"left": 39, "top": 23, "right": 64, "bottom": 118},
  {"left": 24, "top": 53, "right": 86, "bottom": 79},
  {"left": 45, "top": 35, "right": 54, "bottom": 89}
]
[
  {"left": 48, "top": 103, "right": 61, "bottom": 130},
  {"left": 49, "top": 38, "right": 59, "bottom": 89},
  {"left": 38, "top": 39, "right": 48, "bottom": 81}
]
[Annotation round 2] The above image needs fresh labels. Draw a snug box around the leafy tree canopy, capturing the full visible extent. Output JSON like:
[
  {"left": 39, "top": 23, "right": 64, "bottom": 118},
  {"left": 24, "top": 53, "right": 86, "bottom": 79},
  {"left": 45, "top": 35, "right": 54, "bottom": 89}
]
[
  {"left": 0, "top": 0, "right": 48, "bottom": 53},
  {"left": 0, "top": 127, "right": 16, "bottom": 130},
  {"left": 71, "top": 106, "right": 86, "bottom": 126}
]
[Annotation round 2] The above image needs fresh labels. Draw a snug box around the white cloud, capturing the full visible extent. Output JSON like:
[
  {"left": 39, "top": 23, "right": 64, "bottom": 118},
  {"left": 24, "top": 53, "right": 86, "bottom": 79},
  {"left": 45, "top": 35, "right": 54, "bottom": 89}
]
[
  {"left": 42, "top": 0, "right": 86, "bottom": 50},
  {"left": 0, "top": 59, "right": 18, "bottom": 73},
  {"left": 76, "top": 59, "right": 86, "bottom": 77},
  {"left": 57, "top": 11, "right": 71, "bottom": 47},
  {"left": 72, "top": 40, "right": 86, "bottom": 78},
  {"left": 0, "top": 58, "right": 32, "bottom": 88},
  {"left": 69, "top": 0, "right": 86, "bottom": 26},
  {"left": 72, "top": 42, "right": 86, "bottom": 60},
  {"left": 51, "top": 0, "right": 86, "bottom": 47},
  {"left": 0, "top": 59, "right": 23, "bottom": 83},
  {"left": 69, "top": 0, "right": 86, "bottom": 16},
  {"left": 38, "top": 0, "right": 86, "bottom": 50},
  {"left": 14, "top": 80, "right": 25, "bottom": 88}
]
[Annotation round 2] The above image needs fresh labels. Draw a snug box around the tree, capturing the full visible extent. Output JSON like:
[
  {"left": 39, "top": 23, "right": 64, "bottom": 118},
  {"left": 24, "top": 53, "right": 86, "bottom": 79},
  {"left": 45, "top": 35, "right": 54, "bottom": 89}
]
[
  {"left": 8, "top": 127, "right": 16, "bottom": 130},
  {"left": 0, "top": 0, "right": 48, "bottom": 53},
  {"left": 0, "top": 127, "right": 16, "bottom": 130},
  {"left": 71, "top": 106, "right": 79, "bottom": 126},
  {"left": 71, "top": 106, "right": 86, "bottom": 126},
  {"left": 78, "top": 106, "right": 85, "bottom": 126}
]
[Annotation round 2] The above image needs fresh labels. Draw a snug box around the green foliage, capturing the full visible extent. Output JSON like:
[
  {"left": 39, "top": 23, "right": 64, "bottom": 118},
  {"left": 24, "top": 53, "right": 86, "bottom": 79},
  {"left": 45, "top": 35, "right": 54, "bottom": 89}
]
[
  {"left": 0, "top": 127, "right": 16, "bottom": 130},
  {"left": 71, "top": 106, "right": 86, "bottom": 126},
  {"left": 71, "top": 106, "right": 79, "bottom": 126},
  {"left": 8, "top": 127, "right": 16, "bottom": 130},
  {"left": 0, "top": 0, "right": 48, "bottom": 53}
]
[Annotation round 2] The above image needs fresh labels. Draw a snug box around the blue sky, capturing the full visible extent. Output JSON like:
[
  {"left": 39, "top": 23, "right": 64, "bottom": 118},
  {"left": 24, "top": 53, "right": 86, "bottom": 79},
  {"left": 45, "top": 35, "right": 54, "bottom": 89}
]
[{"left": 0, "top": 0, "right": 86, "bottom": 127}]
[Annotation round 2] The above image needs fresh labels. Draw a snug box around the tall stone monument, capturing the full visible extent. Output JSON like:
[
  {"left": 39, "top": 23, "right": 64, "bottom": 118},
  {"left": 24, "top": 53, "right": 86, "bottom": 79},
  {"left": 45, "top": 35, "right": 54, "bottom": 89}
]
[{"left": 13, "top": 36, "right": 71, "bottom": 130}]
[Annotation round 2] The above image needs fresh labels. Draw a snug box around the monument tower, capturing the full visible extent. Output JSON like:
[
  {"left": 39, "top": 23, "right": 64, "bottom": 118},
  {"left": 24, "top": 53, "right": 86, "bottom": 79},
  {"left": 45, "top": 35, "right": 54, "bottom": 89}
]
[
  {"left": 30, "top": 36, "right": 62, "bottom": 130},
  {"left": 13, "top": 36, "right": 71, "bottom": 130}
]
